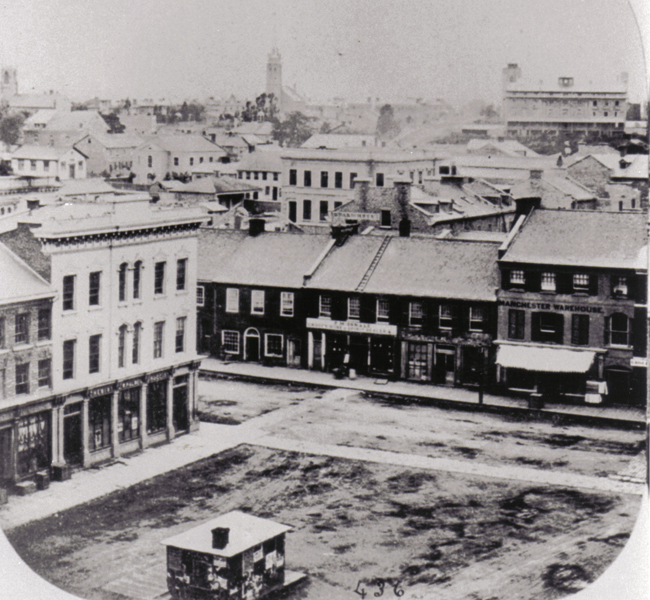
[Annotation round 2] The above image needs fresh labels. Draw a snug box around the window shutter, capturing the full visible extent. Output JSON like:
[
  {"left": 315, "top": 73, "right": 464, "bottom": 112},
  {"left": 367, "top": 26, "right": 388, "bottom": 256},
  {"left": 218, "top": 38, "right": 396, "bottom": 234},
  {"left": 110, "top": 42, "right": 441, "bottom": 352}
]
[
  {"left": 428, "top": 301, "right": 439, "bottom": 332},
  {"left": 556, "top": 272, "right": 573, "bottom": 295},
  {"left": 633, "top": 307, "right": 646, "bottom": 355},
  {"left": 527, "top": 271, "right": 541, "bottom": 292},
  {"left": 555, "top": 314, "right": 564, "bottom": 344},
  {"left": 604, "top": 316, "right": 610, "bottom": 345},
  {"left": 502, "top": 270, "right": 511, "bottom": 290},
  {"left": 332, "top": 295, "right": 346, "bottom": 321},
  {"left": 360, "top": 296, "right": 374, "bottom": 323},
  {"left": 531, "top": 312, "right": 541, "bottom": 342},
  {"left": 588, "top": 274, "right": 598, "bottom": 296},
  {"left": 389, "top": 297, "right": 401, "bottom": 325},
  {"left": 628, "top": 276, "right": 638, "bottom": 302},
  {"left": 456, "top": 304, "right": 468, "bottom": 334}
]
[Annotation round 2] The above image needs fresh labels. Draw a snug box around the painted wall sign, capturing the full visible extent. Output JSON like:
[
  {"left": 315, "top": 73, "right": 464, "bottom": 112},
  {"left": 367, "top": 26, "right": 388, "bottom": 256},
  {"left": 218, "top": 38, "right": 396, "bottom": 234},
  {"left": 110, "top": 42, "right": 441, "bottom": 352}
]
[{"left": 307, "top": 317, "right": 397, "bottom": 336}]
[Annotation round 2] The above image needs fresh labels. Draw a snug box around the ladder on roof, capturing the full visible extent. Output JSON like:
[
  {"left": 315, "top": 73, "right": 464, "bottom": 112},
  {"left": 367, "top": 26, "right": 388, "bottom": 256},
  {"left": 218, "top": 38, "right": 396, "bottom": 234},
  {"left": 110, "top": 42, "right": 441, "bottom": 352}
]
[{"left": 356, "top": 236, "right": 392, "bottom": 292}]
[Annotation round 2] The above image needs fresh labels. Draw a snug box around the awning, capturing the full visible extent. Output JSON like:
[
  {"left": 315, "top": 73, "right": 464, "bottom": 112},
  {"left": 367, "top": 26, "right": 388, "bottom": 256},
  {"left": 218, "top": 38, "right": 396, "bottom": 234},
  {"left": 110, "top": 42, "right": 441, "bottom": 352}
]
[{"left": 496, "top": 344, "right": 596, "bottom": 373}]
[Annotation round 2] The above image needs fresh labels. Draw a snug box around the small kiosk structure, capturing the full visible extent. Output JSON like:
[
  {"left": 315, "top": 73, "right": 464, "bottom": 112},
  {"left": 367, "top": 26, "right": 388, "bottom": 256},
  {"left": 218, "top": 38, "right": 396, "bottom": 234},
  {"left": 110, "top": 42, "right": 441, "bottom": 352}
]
[{"left": 161, "top": 511, "right": 303, "bottom": 600}]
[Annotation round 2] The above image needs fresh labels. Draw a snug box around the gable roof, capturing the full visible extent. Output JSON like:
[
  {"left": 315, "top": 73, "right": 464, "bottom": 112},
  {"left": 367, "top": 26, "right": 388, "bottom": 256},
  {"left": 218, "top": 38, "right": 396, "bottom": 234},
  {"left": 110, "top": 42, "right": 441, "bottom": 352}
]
[
  {"left": 143, "top": 135, "right": 227, "bottom": 155},
  {"left": 501, "top": 209, "right": 647, "bottom": 270},
  {"left": 198, "top": 230, "right": 332, "bottom": 287},
  {"left": 12, "top": 145, "right": 86, "bottom": 161},
  {"left": 236, "top": 150, "right": 283, "bottom": 172},
  {"left": 0, "top": 241, "right": 53, "bottom": 303},
  {"left": 78, "top": 132, "right": 143, "bottom": 149}
]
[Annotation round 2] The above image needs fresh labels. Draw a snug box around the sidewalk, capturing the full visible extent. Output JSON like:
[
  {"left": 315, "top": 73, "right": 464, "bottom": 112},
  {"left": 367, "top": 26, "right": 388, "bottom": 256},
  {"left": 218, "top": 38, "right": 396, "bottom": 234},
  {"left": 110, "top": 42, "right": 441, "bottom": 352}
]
[{"left": 200, "top": 358, "right": 646, "bottom": 428}]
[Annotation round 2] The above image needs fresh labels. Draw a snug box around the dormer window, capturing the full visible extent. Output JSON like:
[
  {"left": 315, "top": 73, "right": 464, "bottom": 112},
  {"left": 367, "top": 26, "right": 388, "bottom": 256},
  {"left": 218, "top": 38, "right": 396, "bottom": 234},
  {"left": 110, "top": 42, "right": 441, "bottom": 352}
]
[
  {"left": 510, "top": 270, "right": 525, "bottom": 287},
  {"left": 573, "top": 273, "right": 589, "bottom": 293},
  {"left": 541, "top": 272, "right": 556, "bottom": 292},
  {"left": 612, "top": 277, "right": 628, "bottom": 298}
]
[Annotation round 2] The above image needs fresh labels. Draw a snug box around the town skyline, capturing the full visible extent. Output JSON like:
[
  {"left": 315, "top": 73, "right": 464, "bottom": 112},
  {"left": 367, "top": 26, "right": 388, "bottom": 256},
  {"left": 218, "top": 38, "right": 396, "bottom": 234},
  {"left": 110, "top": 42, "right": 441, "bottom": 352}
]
[{"left": 0, "top": 0, "right": 648, "bottom": 106}]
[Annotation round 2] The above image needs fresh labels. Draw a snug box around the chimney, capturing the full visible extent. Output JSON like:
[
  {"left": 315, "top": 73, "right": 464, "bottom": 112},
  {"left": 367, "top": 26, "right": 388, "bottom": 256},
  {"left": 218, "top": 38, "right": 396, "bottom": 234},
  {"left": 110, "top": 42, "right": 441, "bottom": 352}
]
[
  {"left": 211, "top": 527, "right": 229, "bottom": 550},
  {"left": 399, "top": 218, "right": 411, "bottom": 237},
  {"left": 393, "top": 178, "right": 411, "bottom": 219},
  {"left": 530, "top": 169, "right": 543, "bottom": 180},
  {"left": 249, "top": 218, "right": 265, "bottom": 236}
]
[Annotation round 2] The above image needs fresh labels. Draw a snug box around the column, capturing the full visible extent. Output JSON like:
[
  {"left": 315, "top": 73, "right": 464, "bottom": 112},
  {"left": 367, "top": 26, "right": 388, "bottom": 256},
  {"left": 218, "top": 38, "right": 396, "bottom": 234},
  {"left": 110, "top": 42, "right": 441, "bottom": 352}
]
[
  {"left": 81, "top": 398, "right": 90, "bottom": 467},
  {"left": 140, "top": 382, "right": 149, "bottom": 449},
  {"left": 110, "top": 389, "right": 120, "bottom": 458},
  {"left": 189, "top": 368, "right": 200, "bottom": 432},
  {"left": 307, "top": 332, "right": 313, "bottom": 369},
  {"left": 321, "top": 333, "right": 326, "bottom": 371},
  {"left": 166, "top": 376, "right": 175, "bottom": 441}
]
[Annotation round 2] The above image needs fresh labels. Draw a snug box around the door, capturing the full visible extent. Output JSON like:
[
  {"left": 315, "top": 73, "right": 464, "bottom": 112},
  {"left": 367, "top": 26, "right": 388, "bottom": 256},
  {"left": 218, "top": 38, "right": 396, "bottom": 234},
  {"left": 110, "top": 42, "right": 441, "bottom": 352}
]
[
  {"left": 63, "top": 403, "right": 83, "bottom": 465},
  {"left": 244, "top": 329, "right": 260, "bottom": 361},
  {"left": 349, "top": 335, "right": 369, "bottom": 376},
  {"left": 173, "top": 377, "right": 189, "bottom": 432},
  {"left": 288, "top": 201, "right": 297, "bottom": 223},
  {"left": 0, "top": 427, "right": 12, "bottom": 486},
  {"left": 462, "top": 346, "right": 484, "bottom": 385},
  {"left": 69, "top": 163, "right": 76, "bottom": 179},
  {"left": 312, "top": 337, "right": 322, "bottom": 370},
  {"left": 287, "top": 339, "right": 301, "bottom": 367},
  {"left": 605, "top": 368, "right": 631, "bottom": 404},
  {"left": 408, "top": 343, "right": 428, "bottom": 381},
  {"left": 434, "top": 348, "right": 455, "bottom": 385},
  {"left": 371, "top": 338, "right": 394, "bottom": 376}
]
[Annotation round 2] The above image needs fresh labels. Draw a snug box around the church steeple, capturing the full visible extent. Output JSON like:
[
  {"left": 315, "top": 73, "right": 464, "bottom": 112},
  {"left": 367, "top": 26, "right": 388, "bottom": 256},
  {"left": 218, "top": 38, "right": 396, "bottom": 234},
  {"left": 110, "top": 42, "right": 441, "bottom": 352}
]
[{"left": 266, "top": 48, "right": 283, "bottom": 114}]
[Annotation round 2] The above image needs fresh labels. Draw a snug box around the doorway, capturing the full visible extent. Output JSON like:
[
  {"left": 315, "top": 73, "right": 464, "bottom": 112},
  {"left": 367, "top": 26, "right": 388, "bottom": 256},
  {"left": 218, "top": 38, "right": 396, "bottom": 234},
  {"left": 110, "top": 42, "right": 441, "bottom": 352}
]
[
  {"left": 173, "top": 375, "right": 189, "bottom": 433},
  {"left": 244, "top": 328, "right": 260, "bottom": 361},
  {"left": 63, "top": 402, "right": 83, "bottom": 465},
  {"left": 0, "top": 427, "right": 12, "bottom": 486},
  {"left": 370, "top": 338, "right": 394, "bottom": 376},
  {"left": 434, "top": 347, "right": 456, "bottom": 386}
]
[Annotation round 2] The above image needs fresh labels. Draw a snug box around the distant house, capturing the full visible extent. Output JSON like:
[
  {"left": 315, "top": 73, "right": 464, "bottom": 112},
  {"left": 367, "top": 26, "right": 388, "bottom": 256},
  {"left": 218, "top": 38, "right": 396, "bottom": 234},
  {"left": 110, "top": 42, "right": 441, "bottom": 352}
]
[
  {"left": 466, "top": 138, "right": 539, "bottom": 158},
  {"left": 153, "top": 176, "right": 261, "bottom": 210},
  {"left": 132, "top": 135, "right": 228, "bottom": 185},
  {"left": 510, "top": 170, "right": 597, "bottom": 210},
  {"left": 203, "top": 129, "right": 253, "bottom": 161},
  {"left": 23, "top": 110, "right": 108, "bottom": 147},
  {"left": 236, "top": 151, "right": 283, "bottom": 203},
  {"left": 11, "top": 145, "right": 88, "bottom": 180},
  {"left": 8, "top": 92, "right": 72, "bottom": 114},
  {"left": 74, "top": 132, "right": 143, "bottom": 178},
  {"left": 301, "top": 133, "right": 377, "bottom": 149}
]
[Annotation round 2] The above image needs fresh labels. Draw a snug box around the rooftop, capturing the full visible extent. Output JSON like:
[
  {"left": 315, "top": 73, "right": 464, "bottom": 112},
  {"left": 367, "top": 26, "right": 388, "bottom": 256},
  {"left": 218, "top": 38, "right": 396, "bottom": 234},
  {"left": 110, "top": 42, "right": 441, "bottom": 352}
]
[
  {"left": 281, "top": 147, "right": 434, "bottom": 163},
  {"left": 12, "top": 145, "right": 85, "bottom": 161},
  {"left": 160, "top": 511, "right": 292, "bottom": 557},
  {"left": 0, "top": 241, "right": 53, "bottom": 303},
  {"left": 236, "top": 150, "right": 283, "bottom": 172},
  {"left": 501, "top": 209, "right": 647, "bottom": 270},
  {"left": 198, "top": 230, "right": 332, "bottom": 287},
  {"left": 144, "top": 135, "right": 227, "bottom": 155}
]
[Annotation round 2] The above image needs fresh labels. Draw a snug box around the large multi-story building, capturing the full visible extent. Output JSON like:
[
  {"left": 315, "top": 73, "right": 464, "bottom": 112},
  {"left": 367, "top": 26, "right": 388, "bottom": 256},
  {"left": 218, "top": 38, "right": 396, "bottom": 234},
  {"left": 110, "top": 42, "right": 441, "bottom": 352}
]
[
  {"left": 502, "top": 64, "right": 628, "bottom": 139},
  {"left": 0, "top": 199, "right": 205, "bottom": 476},
  {"left": 281, "top": 148, "right": 435, "bottom": 231},
  {"left": 495, "top": 208, "right": 647, "bottom": 406}
]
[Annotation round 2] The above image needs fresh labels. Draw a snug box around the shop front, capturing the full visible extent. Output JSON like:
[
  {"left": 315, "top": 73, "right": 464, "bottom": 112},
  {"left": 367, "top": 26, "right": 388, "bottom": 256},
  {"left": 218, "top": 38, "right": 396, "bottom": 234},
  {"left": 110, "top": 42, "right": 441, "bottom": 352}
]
[{"left": 306, "top": 318, "right": 398, "bottom": 377}]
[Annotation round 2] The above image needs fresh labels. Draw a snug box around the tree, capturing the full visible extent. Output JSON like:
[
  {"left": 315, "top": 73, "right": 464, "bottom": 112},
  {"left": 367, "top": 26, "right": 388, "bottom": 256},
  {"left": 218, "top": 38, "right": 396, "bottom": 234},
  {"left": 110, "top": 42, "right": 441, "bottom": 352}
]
[
  {"left": 272, "top": 112, "right": 315, "bottom": 147},
  {"left": 376, "top": 104, "right": 400, "bottom": 139},
  {"left": 319, "top": 121, "right": 332, "bottom": 134},
  {"left": 480, "top": 104, "right": 499, "bottom": 119},
  {"left": 101, "top": 111, "right": 125, "bottom": 134},
  {"left": 0, "top": 112, "right": 24, "bottom": 146}
]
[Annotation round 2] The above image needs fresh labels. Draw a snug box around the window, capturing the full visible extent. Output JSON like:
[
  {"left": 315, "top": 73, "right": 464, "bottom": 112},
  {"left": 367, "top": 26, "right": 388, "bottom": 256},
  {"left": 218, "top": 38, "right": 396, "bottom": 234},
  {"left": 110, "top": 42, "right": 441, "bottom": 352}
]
[
  {"left": 273, "top": 172, "right": 279, "bottom": 181},
  {"left": 197, "top": 285, "right": 205, "bottom": 306},
  {"left": 226, "top": 288, "right": 239, "bottom": 313},
  {"left": 319, "top": 295, "right": 332, "bottom": 318},
  {"left": 510, "top": 270, "right": 525, "bottom": 287},
  {"left": 43, "top": 160, "right": 49, "bottom": 172},
  {"left": 254, "top": 171, "right": 258, "bottom": 180},
  {"left": 541, "top": 272, "right": 556, "bottom": 292},
  {"left": 508, "top": 309, "right": 525, "bottom": 340},
  {"left": 377, "top": 299, "right": 390, "bottom": 322},
  {"left": 410, "top": 302, "right": 424, "bottom": 327},
  {"left": 147, "top": 155, "right": 152, "bottom": 168},
  {"left": 118, "top": 325, "right": 127, "bottom": 368},
  {"left": 350, "top": 172, "right": 357, "bottom": 188},
  {"left": 612, "top": 276, "right": 628, "bottom": 297},
  {"left": 222, "top": 330, "right": 240, "bottom": 354},
  {"left": 573, "top": 273, "right": 590, "bottom": 293},
  {"left": 265, "top": 334, "right": 283, "bottom": 357},
  {"left": 289, "top": 169, "right": 297, "bottom": 185},
  {"left": 0, "top": 317, "right": 4, "bottom": 348},
  {"left": 15, "top": 313, "right": 29, "bottom": 345},
  {"left": 320, "top": 171, "right": 328, "bottom": 188},
  {"left": 30, "top": 160, "right": 36, "bottom": 172},
  {"left": 303, "top": 200, "right": 312, "bottom": 221},
  {"left": 333, "top": 171, "right": 343, "bottom": 189},
  {"left": 272, "top": 186, "right": 278, "bottom": 200},
  {"left": 147, "top": 380, "right": 167, "bottom": 434},
  {"left": 607, "top": 313, "right": 629, "bottom": 346},
  {"left": 174, "top": 157, "right": 179, "bottom": 166},
  {"left": 376, "top": 173, "right": 384, "bottom": 187},
  {"left": 89, "top": 395, "right": 111, "bottom": 451},
  {"left": 133, "top": 261, "right": 142, "bottom": 299},
  {"left": 175, "top": 317, "right": 186, "bottom": 352},
  {"left": 89, "top": 334, "right": 101, "bottom": 373},
  {"left": 381, "top": 210, "right": 391, "bottom": 227},
  {"left": 265, "top": 186, "right": 270, "bottom": 195},
  {"left": 189, "top": 157, "right": 194, "bottom": 166},
  {"left": 532, "top": 312, "right": 564, "bottom": 344},
  {"left": 154, "top": 321, "right": 164, "bottom": 358},
  {"left": 280, "top": 292, "right": 294, "bottom": 317},
  {"left": 304, "top": 170, "right": 311, "bottom": 187},
  {"left": 63, "top": 275, "right": 75, "bottom": 310},
  {"left": 348, "top": 297, "right": 360, "bottom": 320},
  {"left": 38, "top": 308, "right": 51, "bottom": 340},
  {"left": 571, "top": 314, "right": 589, "bottom": 346},
  {"left": 132, "top": 322, "right": 141, "bottom": 364},
  {"left": 262, "top": 172, "right": 267, "bottom": 181},
  {"left": 439, "top": 305, "right": 453, "bottom": 330},
  {"left": 154, "top": 261, "right": 165, "bottom": 295},
  {"left": 38, "top": 359, "right": 51, "bottom": 388},
  {"left": 469, "top": 307, "right": 484, "bottom": 332},
  {"left": 251, "top": 290, "right": 265, "bottom": 314},
  {"left": 320, "top": 200, "right": 328, "bottom": 221},
  {"left": 18, "top": 159, "right": 24, "bottom": 170},
  {"left": 119, "top": 263, "right": 128, "bottom": 301},
  {"left": 63, "top": 339, "right": 75, "bottom": 379},
  {"left": 15, "top": 363, "right": 29, "bottom": 395},
  {"left": 176, "top": 258, "right": 187, "bottom": 291},
  {"left": 118, "top": 387, "right": 140, "bottom": 442},
  {"left": 89, "top": 271, "right": 101, "bottom": 306}
]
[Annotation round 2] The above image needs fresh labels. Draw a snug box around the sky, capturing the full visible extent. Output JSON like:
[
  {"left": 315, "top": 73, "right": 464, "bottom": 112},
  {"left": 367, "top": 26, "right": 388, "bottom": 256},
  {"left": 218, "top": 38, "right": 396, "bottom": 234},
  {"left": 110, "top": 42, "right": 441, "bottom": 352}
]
[{"left": 0, "top": 0, "right": 647, "bottom": 106}]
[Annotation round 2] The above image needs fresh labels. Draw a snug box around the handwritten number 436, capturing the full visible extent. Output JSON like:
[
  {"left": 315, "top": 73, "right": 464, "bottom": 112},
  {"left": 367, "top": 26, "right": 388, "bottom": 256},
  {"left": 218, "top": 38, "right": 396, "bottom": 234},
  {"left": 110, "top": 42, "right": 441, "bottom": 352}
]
[{"left": 355, "top": 579, "right": 404, "bottom": 598}]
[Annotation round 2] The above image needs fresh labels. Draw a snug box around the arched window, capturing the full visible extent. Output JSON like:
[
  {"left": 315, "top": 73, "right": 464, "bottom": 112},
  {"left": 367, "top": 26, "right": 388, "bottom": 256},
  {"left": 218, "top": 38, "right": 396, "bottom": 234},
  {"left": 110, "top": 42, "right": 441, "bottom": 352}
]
[
  {"left": 119, "top": 263, "right": 128, "bottom": 302},
  {"left": 132, "top": 322, "right": 141, "bottom": 365},
  {"left": 133, "top": 261, "right": 142, "bottom": 299},
  {"left": 118, "top": 324, "right": 128, "bottom": 368},
  {"left": 606, "top": 313, "right": 629, "bottom": 346}
]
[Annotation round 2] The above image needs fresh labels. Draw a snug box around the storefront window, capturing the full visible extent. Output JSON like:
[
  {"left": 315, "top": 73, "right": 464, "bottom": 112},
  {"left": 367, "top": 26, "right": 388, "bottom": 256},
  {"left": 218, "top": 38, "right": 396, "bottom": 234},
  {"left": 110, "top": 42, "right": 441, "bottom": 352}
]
[
  {"left": 508, "top": 309, "right": 525, "bottom": 340},
  {"left": 17, "top": 412, "right": 50, "bottom": 477},
  {"left": 147, "top": 380, "right": 167, "bottom": 434},
  {"left": 118, "top": 387, "right": 141, "bottom": 443}
]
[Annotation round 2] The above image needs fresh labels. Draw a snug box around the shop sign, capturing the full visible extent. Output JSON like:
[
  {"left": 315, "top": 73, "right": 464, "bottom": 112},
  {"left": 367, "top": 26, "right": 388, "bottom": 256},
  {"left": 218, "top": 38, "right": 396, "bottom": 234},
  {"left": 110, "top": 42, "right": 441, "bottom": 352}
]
[
  {"left": 88, "top": 383, "right": 115, "bottom": 398},
  {"left": 631, "top": 357, "right": 647, "bottom": 368},
  {"left": 118, "top": 377, "right": 143, "bottom": 390},
  {"left": 307, "top": 317, "right": 397, "bottom": 336},
  {"left": 147, "top": 369, "right": 172, "bottom": 383},
  {"left": 336, "top": 212, "right": 380, "bottom": 221},
  {"left": 498, "top": 299, "right": 603, "bottom": 313}
]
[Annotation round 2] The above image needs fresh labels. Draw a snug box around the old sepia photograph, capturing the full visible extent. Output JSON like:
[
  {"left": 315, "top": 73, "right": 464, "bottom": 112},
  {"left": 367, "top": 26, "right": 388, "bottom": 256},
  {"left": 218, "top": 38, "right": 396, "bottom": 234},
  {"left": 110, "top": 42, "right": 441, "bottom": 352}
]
[{"left": 0, "top": 1, "right": 648, "bottom": 599}]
